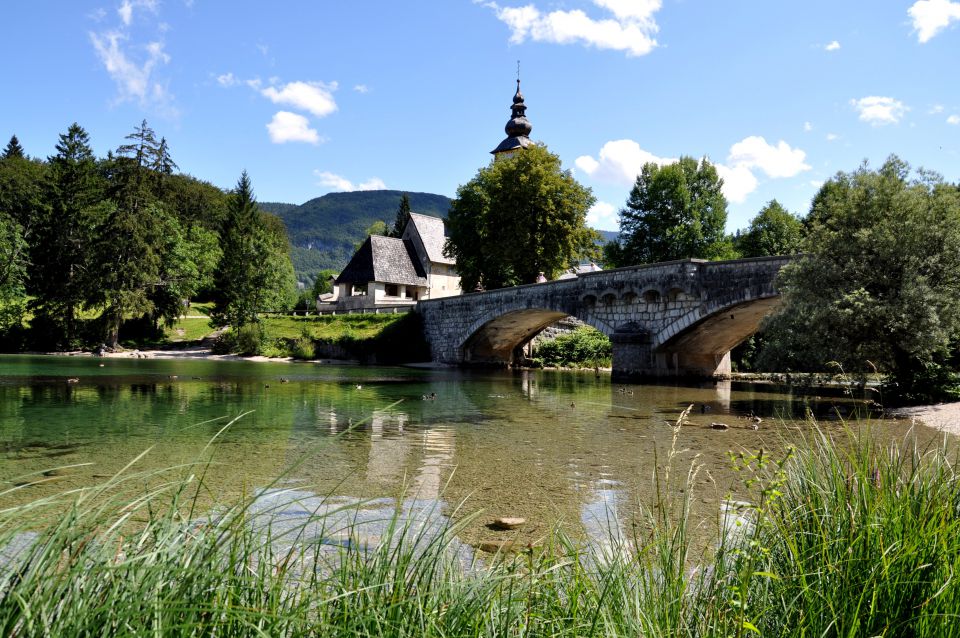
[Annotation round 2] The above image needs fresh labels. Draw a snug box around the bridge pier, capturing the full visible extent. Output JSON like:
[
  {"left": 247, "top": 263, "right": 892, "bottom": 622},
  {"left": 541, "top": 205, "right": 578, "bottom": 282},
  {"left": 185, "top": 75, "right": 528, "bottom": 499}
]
[{"left": 611, "top": 327, "right": 732, "bottom": 381}]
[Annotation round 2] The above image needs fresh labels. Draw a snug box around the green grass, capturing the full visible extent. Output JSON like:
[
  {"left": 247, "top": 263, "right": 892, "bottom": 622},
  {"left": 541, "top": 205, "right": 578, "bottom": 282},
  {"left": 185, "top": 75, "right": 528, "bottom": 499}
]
[
  {"left": 164, "top": 317, "right": 216, "bottom": 343},
  {"left": 261, "top": 314, "right": 403, "bottom": 342},
  {"left": 2, "top": 419, "right": 959, "bottom": 636}
]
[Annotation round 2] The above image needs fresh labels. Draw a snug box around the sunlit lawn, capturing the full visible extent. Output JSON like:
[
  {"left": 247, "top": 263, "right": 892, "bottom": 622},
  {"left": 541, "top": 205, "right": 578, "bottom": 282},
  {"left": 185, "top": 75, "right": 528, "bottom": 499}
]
[{"left": 260, "top": 314, "right": 403, "bottom": 342}]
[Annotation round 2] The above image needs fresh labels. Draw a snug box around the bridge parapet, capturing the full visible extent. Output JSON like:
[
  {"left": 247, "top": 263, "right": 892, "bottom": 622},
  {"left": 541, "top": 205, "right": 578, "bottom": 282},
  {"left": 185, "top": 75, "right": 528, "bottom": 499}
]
[{"left": 417, "top": 256, "right": 792, "bottom": 379}]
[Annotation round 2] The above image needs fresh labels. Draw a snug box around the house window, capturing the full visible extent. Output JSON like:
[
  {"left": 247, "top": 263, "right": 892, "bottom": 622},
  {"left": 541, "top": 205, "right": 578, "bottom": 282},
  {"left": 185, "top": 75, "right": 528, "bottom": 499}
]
[
  {"left": 385, "top": 284, "right": 399, "bottom": 297},
  {"left": 351, "top": 284, "right": 367, "bottom": 296}
]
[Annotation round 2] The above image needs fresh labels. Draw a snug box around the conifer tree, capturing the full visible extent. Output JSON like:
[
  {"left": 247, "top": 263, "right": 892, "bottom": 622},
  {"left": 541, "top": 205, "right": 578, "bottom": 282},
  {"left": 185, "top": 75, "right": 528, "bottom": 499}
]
[
  {"left": 94, "top": 121, "right": 176, "bottom": 346},
  {"left": 389, "top": 193, "right": 411, "bottom": 237},
  {"left": 2, "top": 135, "right": 25, "bottom": 160},
  {"left": 211, "top": 171, "right": 270, "bottom": 328},
  {"left": 31, "top": 123, "right": 105, "bottom": 347}
]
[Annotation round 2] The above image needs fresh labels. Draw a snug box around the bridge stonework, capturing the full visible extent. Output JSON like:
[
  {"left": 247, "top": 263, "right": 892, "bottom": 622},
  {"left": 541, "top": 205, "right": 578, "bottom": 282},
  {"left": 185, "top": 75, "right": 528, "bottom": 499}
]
[{"left": 416, "top": 256, "right": 792, "bottom": 380}]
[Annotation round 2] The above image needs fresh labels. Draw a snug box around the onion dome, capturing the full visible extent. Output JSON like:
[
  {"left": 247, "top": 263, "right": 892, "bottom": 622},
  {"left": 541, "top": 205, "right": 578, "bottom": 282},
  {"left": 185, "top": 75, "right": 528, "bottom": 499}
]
[{"left": 491, "top": 80, "right": 535, "bottom": 156}]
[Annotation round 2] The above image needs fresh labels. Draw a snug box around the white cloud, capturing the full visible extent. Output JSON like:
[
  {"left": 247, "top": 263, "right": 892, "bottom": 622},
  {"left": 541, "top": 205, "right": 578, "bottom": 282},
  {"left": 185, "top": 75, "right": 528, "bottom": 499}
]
[
  {"left": 261, "top": 81, "right": 338, "bottom": 118},
  {"left": 314, "top": 171, "right": 386, "bottom": 192},
  {"left": 803, "top": 121, "right": 813, "bottom": 132},
  {"left": 850, "top": 96, "right": 908, "bottom": 125},
  {"left": 908, "top": 0, "right": 960, "bottom": 42},
  {"left": 825, "top": 40, "right": 841, "bottom": 51},
  {"left": 266, "top": 111, "right": 322, "bottom": 144},
  {"left": 809, "top": 180, "right": 824, "bottom": 189},
  {"left": 826, "top": 132, "right": 839, "bottom": 141},
  {"left": 353, "top": 84, "right": 369, "bottom": 94},
  {"left": 575, "top": 139, "right": 675, "bottom": 184},
  {"left": 577, "top": 135, "right": 809, "bottom": 205},
  {"left": 117, "top": 0, "right": 158, "bottom": 26},
  {"left": 90, "top": 30, "right": 175, "bottom": 113},
  {"left": 587, "top": 201, "right": 618, "bottom": 231},
  {"left": 726, "top": 136, "right": 810, "bottom": 179},
  {"left": 216, "top": 72, "right": 237, "bottom": 87},
  {"left": 713, "top": 164, "right": 758, "bottom": 204},
  {"left": 482, "top": 0, "right": 661, "bottom": 57},
  {"left": 948, "top": 114, "right": 960, "bottom": 125},
  {"left": 930, "top": 104, "right": 945, "bottom": 114}
]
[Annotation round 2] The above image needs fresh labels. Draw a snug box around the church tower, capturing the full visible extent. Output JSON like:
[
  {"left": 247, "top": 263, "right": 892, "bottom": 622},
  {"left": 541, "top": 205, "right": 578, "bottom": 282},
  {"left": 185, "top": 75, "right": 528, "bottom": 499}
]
[{"left": 491, "top": 80, "right": 534, "bottom": 159}]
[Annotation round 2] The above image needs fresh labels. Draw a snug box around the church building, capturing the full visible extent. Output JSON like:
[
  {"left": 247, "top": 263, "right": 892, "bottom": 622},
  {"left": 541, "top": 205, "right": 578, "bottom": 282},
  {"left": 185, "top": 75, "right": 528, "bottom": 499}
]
[{"left": 323, "top": 81, "right": 540, "bottom": 311}]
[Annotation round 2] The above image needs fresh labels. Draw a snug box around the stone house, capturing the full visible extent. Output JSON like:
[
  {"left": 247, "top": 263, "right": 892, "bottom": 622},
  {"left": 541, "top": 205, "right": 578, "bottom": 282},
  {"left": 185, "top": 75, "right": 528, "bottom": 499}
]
[{"left": 328, "top": 213, "right": 460, "bottom": 310}]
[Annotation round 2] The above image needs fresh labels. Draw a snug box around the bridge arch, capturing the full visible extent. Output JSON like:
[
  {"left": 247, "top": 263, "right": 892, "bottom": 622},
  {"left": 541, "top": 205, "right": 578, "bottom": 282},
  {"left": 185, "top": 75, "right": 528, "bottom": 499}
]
[{"left": 458, "top": 306, "right": 613, "bottom": 365}]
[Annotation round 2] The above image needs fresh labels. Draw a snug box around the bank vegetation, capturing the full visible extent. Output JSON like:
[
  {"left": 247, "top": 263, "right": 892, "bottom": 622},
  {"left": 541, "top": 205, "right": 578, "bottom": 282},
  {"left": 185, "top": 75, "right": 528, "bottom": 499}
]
[{"left": 1, "top": 423, "right": 958, "bottom": 636}]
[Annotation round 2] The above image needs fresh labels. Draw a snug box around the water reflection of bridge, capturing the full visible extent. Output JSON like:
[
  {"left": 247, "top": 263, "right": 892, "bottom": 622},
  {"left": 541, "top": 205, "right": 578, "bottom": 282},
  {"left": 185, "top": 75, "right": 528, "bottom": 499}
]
[{"left": 277, "top": 372, "right": 741, "bottom": 547}]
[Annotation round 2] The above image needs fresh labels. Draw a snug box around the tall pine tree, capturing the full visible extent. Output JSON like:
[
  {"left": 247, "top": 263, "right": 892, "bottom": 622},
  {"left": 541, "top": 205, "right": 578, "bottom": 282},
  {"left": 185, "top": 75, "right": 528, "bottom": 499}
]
[
  {"left": 389, "top": 193, "right": 411, "bottom": 237},
  {"left": 211, "top": 171, "right": 271, "bottom": 328},
  {"left": 2, "top": 136, "right": 25, "bottom": 160},
  {"left": 31, "top": 123, "right": 105, "bottom": 347}
]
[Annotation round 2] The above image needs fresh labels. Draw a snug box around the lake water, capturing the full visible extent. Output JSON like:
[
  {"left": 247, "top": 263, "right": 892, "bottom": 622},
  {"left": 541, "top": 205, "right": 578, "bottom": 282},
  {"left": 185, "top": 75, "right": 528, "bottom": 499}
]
[{"left": 0, "top": 354, "right": 938, "bottom": 550}]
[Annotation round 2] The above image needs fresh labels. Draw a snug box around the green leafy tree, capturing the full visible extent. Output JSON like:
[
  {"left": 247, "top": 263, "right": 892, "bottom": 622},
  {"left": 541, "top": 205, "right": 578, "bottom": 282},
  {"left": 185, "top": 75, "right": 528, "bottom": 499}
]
[
  {"left": 2, "top": 135, "right": 25, "bottom": 160},
  {"left": 0, "top": 211, "right": 28, "bottom": 331},
  {"left": 445, "top": 144, "right": 597, "bottom": 290},
  {"left": 389, "top": 193, "right": 411, "bottom": 237},
  {"left": 758, "top": 157, "right": 960, "bottom": 400},
  {"left": 31, "top": 123, "right": 106, "bottom": 347},
  {"left": 354, "top": 220, "right": 388, "bottom": 250},
  {"left": 259, "top": 213, "right": 299, "bottom": 311},
  {"left": 312, "top": 268, "right": 338, "bottom": 297},
  {"left": 734, "top": 200, "right": 804, "bottom": 258},
  {"left": 611, "top": 156, "right": 735, "bottom": 266},
  {"left": 0, "top": 151, "right": 47, "bottom": 236}
]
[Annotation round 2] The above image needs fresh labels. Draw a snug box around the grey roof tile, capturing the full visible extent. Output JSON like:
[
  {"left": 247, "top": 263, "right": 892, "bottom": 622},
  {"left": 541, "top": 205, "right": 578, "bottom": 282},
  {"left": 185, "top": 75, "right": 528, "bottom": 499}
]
[
  {"left": 335, "top": 235, "right": 428, "bottom": 287},
  {"left": 408, "top": 212, "right": 455, "bottom": 265}
]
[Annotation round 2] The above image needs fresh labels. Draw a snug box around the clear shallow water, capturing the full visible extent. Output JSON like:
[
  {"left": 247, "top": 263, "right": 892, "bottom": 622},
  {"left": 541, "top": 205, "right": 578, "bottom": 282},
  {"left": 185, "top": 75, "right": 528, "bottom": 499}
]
[{"left": 0, "top": 354, "right": 938, "bottom": 549}]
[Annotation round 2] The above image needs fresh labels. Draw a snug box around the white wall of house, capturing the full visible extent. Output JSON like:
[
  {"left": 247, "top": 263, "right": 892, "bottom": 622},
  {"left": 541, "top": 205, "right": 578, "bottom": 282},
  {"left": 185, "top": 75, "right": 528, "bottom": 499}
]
[
  {"left": 332, "top": 281, "right": 425, "bottom": 310},
  {"left": 425, "top": 264, "right": 461, "bottom": 299}
]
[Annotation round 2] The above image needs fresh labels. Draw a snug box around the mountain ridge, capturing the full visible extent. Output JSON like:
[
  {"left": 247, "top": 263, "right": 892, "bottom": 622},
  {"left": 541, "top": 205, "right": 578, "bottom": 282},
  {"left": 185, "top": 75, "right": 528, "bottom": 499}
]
[{"left": 260, "top": 190, "right": 452, "bottom": 283}]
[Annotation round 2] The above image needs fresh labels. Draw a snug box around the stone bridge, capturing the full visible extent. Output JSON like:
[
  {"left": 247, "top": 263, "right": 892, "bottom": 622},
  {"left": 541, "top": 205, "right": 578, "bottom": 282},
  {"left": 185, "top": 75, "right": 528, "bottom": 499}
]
[{"left": 416, "top": 256, "right": 792, "bottom": 380}]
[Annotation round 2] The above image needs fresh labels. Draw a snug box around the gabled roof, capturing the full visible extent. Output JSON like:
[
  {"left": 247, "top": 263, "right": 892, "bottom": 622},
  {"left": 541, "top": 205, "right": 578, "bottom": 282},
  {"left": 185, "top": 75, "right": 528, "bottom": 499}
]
[
  {"left": 335, "top": 235, "right": 428, "bottom": 287},
  {"left": 407, "top": 212, "right": 455, "bottom": 265}
]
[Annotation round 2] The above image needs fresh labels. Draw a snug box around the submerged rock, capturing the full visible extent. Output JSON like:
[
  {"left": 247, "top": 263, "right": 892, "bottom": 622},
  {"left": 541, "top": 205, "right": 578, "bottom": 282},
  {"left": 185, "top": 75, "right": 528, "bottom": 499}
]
[{"left": 488, "top": 517, "right": 526, "bottom": 530}]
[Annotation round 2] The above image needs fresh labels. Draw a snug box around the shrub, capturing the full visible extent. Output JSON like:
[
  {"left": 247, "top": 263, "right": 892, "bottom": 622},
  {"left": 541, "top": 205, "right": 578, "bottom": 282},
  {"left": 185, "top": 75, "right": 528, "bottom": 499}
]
[
  {"left": 212, "top": 323, "right": 265, "bottom": 356},
  {"left": 534, "top": 326, "right": 611, "bottom": 367},
  {"left": 290, "top": 333, "right": 316, "bottom": 360}
]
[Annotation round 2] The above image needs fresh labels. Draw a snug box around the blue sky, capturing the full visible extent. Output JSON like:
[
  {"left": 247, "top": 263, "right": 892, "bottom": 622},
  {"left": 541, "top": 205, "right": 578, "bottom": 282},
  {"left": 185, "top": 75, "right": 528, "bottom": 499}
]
[{"left": 2, "top": 1, "right": 958, "bottom": 232}]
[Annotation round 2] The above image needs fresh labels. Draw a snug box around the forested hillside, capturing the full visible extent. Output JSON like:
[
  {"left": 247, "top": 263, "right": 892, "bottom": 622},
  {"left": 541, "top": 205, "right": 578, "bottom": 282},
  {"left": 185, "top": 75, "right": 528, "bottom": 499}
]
[{"left": 260, "top": 190, "right": 452, "bottom": 282}]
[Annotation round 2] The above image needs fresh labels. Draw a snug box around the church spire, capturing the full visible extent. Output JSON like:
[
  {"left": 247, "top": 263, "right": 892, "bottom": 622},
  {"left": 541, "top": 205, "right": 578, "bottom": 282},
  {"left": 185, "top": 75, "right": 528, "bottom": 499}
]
[{"left": 491, "top": 78, "right": 534, "bottom": 157}]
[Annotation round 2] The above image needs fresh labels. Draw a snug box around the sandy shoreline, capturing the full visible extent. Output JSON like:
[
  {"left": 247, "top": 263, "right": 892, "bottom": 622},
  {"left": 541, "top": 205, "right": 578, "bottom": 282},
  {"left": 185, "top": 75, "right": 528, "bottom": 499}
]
[
  {"left": 890, "top": 402, "right": 960, "bottom": 437},
  {"left": 42, "top": 347, "right": 298, "bottom": 364}
]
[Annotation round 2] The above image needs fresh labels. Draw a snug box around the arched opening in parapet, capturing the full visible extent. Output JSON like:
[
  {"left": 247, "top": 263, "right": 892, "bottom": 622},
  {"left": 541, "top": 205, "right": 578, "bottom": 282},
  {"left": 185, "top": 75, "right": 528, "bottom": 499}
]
[
  {"left": 666, "top": 287, "right": 687, "bottom": 302},
  {"left": 460, "top": 308, "right": 611, "bottom": 366},
  {"left": 642, "top": 289, "right": 661, "bottom": 304}
]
